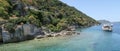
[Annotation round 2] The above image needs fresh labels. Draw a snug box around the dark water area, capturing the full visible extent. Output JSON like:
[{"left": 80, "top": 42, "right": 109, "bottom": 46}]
[{"left": 0, "top": 22, "right": 120, "bottom": 51}]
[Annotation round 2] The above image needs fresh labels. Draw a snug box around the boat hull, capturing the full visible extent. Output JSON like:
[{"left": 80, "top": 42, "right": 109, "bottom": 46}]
[{"left": 102, "top": 24, "right": 112, "bottom": 32}]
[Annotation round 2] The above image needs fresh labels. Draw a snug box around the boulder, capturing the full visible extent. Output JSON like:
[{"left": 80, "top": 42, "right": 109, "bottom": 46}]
[
  {"left": 46, "top": 34, "right": 53, "bottom": 37},
  {"left": 54, "top": 34, "right": 61, "bottom": 37},
  {"left": 65, "top": 31, "right": 73, "bottom": 35},
  {"left": 35, "top": 35, "right": 45, "bottom": 39}
]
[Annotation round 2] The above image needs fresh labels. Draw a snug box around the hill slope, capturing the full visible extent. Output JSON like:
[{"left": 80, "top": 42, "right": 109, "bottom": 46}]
[
  {"left": 0, "top": 0, "right": 99, "bottom": 32},
  {"left": 98, "top": 20, "right": 111, "bottom": 24}
]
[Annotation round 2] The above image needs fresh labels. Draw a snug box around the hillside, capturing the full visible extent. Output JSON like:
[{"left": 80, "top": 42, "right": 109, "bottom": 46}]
[
  {"left": 98, "top": 20, "right": 111, "bottom": 24},
  {"left": 0, "top": 0, "right": 99, "bottom": 32}
]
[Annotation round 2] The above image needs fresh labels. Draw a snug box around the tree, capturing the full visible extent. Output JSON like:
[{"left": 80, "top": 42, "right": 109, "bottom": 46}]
[{"left": 0, "top": 0, "right": 10, "bottom": 19}]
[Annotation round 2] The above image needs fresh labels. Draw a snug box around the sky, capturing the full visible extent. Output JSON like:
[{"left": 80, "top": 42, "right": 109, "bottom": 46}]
[{"left": 60, "top": 0, "right": 120, "bottom": 22}]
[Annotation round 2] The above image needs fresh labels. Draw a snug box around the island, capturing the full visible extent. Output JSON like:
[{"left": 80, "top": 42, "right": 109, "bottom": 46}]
[{"left": 0, "top": 0, "right": 99, "bottom": 43}]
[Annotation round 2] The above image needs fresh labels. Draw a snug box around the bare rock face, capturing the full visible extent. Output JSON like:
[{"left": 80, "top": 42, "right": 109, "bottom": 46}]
[
  {"left": 14, "top": 25, "right": 24, "bottom": 41},
  {"left": 2, "top": 31, "right": 11, "bottom": 43},
  {"left": 23, "top": 24, "right": 31, "bottom": 36},
  {"left": 0, "top": 23, "right": 45, "bottom": 43},
  {"left": 0, "top": 27, "right": 2, "bottom": 42}
]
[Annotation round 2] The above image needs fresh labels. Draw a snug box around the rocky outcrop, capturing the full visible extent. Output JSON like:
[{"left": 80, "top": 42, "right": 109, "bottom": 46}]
[
  {"left": 34, "top": 30, "right": 77, "bottom": 40},
  {"left": 0, "top": 23, "right": 45, "bottom": 43},
  {"left": 0, "top": 22, "right": 80, "bottom": 43},
  {"left": 98, "top": 20, "right": 111, "bottom": 24},
  {"left": 2, "top": 31, "right": 11, "bottom": 43}
]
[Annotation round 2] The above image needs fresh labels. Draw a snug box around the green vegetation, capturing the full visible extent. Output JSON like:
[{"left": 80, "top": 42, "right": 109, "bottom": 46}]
[
  {"left": 4, "top": 23, "right": 15, "bottom": 33},
  {"left": 0, "top": 0, "right": 99, "bottom": 32}
]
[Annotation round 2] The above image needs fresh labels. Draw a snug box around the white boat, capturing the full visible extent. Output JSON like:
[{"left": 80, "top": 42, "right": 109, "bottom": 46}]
[{"left": 102, "top": 24, "right": 112, "bottom": 31}]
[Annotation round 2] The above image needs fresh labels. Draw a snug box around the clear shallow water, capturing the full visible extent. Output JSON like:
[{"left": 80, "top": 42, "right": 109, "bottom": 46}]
[{"left": 0, "top": 23, "right": 120, "bottom": 51}]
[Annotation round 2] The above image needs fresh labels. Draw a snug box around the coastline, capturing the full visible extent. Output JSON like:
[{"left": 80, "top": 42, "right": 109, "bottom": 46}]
[
  {"left": 0, "top": 20, "right": 96, "bottom": 44},
  {"left": 0, "top": 19, "right": 98, "bottom": 44},
  {"left": 0, "top": 25, "right": 80, "bottom": 44},
  {"left": 34, "top": 30, "right": 79, "bottom": 40},
  {"left": 0, "top": 20, "right": 97, "bottom": 44},
  {"left": 0, "top": 33, "right": 79, "bottom": 51}
]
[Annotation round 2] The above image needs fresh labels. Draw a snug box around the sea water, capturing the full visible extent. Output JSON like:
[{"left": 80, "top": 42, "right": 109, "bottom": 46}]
[{"left": 0, "top": 22, "right": 120, "bottom": 51}]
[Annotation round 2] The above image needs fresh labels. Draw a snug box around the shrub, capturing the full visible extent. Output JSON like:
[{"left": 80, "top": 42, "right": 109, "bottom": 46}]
[
  {"left": 28, "top": 15, "right": 42, "bottom": 27},
  {"left": 4, "top": 23, "right": 15, "bottom": 33}
]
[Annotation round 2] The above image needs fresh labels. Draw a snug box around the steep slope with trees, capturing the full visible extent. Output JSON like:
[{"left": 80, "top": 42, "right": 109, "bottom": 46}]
[{"left": 0, "top": 0, "right": 99, "bottom": 32}]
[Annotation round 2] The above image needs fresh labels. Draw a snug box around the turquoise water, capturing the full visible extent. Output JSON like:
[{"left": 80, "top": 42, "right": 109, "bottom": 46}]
[{"left": 0, "top": 23, "right": 120, "bottom": 51}]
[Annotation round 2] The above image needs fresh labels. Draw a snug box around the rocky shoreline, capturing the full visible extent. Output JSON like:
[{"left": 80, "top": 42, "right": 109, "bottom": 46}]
[
  {"left": 34, "top": 30, "right": 80, "bottom": 40},
  {"left": 0, "top": 22, "right": 80, "bottom": 44},
  {"left": 34, "top": 26, "right": 81, "bottom": 40}
]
